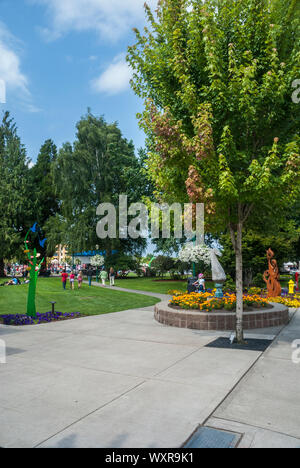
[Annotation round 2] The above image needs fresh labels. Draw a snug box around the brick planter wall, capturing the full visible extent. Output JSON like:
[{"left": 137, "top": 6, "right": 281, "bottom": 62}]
[{"left": 154, "top": 301, "right": 289, "bottom": 330}]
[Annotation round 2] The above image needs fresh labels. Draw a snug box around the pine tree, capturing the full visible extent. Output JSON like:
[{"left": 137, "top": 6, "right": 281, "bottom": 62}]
[
  {"left": 0, "top": 112, "right": 30, "bottom": 276},
  {"left": 29, "top": 139, "right": 59, "bottom": 268}
]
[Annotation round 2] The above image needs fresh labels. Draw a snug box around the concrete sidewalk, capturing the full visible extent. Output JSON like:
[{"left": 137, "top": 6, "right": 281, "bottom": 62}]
[
  {"left": 206, "top": 308, "right": 300, "bottom": 448},
  {"left": 0, "top": 290, "right": 299, "bottom": 448}
]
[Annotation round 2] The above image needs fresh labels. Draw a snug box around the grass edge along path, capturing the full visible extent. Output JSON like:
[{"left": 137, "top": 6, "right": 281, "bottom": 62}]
[{"left": 0, "top": 278, "right": 160, "bottom": 318}]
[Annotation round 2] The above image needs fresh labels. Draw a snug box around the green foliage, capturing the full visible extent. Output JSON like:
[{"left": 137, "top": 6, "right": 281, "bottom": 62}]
[
  {"left": 220, "top": 228, "right": 299, "bottom": 285},
  {"left": 223, "top": 275, "right": 236, "bottom": 293},
  {"left": 49, "top": 110, "right": 148, "bottom": 256},
  {"left": 252, "top": 273, "right": 266, "bottom": 288},
  {"left": 151, "top": 255, "right": 176, "bottom": 276},
  {"left": 104, "top": 253, "right": 140, "bottom": 272},
  {"left": 29, "top": 139, "right": 59, "bottom": 261},
  {"left": 0, "top": 112, "right": 30, "bottom": 275},
  {"left": 128, "top": 0, "right": 300, "bottom": 340},
  {"left": 128, "top": 0, "right": 300, "bottom": 229}
]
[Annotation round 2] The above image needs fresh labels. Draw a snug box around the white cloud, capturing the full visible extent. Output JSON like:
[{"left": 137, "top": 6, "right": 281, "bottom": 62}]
[
  {"left": 0, "top": 22, "right": 39, "bottom": 112},
  {"left": 91, "top": 54, "right": 132, "bottom": 95},
  {"left": 0, "top": 22, "right": 29, "bottom": 96},
  {"left": 32, "top": 0, "right": 158, "bottom": 42}
]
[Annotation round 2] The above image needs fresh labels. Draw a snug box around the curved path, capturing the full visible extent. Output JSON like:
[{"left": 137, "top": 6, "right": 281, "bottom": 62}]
[{"left": 87, "top": 280, "right": 171, "bottom": 302}]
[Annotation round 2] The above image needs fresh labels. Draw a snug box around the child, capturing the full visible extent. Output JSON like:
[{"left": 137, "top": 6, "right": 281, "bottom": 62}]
[
  {"left": 70, "top": 272, "right": 75, "bottom": 290},
  {"left": 100, "top": 269, "right": 108, "bottom": 286},
  {"left": 193, "top": 273, "right": 206, "bottom": 292},
  {"left": 77, "top": 271, "right": 83, "bottom": 289},
  {"left": 109, "top": 267, "right": 115, "bottom": 286}
]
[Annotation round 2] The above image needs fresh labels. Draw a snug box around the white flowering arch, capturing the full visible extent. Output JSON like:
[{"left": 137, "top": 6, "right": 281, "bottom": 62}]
[
  {"left": 178, "top": 244, "right": 211, "bottom": 266},
  {"left": 90, "top": 255, "right": 105, "bottom": 267}
]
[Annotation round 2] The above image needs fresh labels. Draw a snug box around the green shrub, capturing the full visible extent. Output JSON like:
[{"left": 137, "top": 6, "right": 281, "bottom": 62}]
[
  {"left": 223, "top": 275, "right": 236, "bottom": 293},
  {"left": 252, "top": 273, "right": 265, "bottom": 288}
]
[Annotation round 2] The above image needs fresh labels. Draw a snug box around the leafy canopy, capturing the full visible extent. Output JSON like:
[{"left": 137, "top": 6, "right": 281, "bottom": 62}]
[{"left": 128, "top": 0, "right": 300, "bottom": 233}]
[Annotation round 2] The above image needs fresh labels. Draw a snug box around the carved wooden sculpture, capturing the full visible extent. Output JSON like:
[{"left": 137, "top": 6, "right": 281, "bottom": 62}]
[{"left": 263, "top": 248, "right": 282, "bottom": 298}]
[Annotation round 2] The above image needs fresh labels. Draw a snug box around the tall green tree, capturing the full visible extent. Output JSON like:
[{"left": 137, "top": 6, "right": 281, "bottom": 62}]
[
  {"left": 49, "top": 111, "right": 148, "bottom": 258},
  {"left": 128, "top": 0, "right": 300, "bottom": 342},
  {"left": 0, "top": 112, "right": 30, "bottom": 276},
  {"left": 29, "top": 139, "right": 59, "bottom": 265}
]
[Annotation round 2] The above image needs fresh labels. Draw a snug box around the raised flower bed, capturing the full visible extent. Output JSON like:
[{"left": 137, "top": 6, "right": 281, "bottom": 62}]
[
  {"left": 154, "top": 292, "right": 289, "bottom": 330},
  {"left": 170, "top": 292, "right": 270, "bottom": 312}
]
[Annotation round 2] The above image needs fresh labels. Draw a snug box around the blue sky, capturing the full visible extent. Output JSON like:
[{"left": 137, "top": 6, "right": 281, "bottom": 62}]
[{"left": 0, "top": 0, "right": 157, "bottom": 163}]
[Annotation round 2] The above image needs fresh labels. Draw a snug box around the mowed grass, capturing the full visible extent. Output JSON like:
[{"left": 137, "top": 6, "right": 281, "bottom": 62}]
[
  {"left": 0, "top": 278, "right": 159, "bottom": 317},
  {"left": 114, "top": 277, "right": 188, "bottom": 294},
  {"left": 114, "top": 277, "right": 215, "bottom": 294}
]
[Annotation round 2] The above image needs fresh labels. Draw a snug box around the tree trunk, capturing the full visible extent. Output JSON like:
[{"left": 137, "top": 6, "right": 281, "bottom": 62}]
[
  {"left": 0, "top": 258, "right": 5, "bottom": 277},
  {"left": 235, "top": 221, "right": 244, "bottom": 344},
  {"left": 229, "top": 204, "right": 246, "bottom": 345}
]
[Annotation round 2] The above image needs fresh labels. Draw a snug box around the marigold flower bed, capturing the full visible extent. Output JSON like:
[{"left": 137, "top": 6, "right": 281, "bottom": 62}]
[
  {"left": 169, "top": 292, "right": 269, "bottom": 312},
  {"left": 269, "top": 296, "right": 300, "bottom": 309}
]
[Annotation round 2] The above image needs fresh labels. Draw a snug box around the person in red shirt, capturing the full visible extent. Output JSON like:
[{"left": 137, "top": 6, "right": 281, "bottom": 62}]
[{"left": 61, "top": 270, "right": 68, "bottom": 290}]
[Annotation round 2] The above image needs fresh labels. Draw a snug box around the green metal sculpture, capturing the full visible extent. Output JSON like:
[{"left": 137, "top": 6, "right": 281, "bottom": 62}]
[{"left": 24, "top": 223, "right": 46, "bottom": 318}]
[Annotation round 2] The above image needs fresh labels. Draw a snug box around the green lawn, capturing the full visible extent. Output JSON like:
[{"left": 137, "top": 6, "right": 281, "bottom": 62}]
[
  {"left": 114, "top": 277, "right": 215, "bottom": 294},
  {"left": 0, "top": 278, "right": 159, "bottom": 316},
  {"left": 115, "top": 277, "right": 188, "bottom": 294}
]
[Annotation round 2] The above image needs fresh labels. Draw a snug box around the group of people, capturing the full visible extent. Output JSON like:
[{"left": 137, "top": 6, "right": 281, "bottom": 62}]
[
  {"left": 99, "top": 267, "right": 115, "bottom": 287},
  {"left": 61, "top": 270, "right": 83, "bottom": 290},
  {"left": 61, "top": 267, "right": 116, "bottom": 290},
  {"left": 0, "top": 277, "right": 30, "bottom": 287}
]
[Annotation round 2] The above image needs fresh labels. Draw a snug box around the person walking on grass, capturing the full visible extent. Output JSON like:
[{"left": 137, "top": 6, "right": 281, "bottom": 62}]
[
  {"left": 77, "top": 271, "right": 83, "bottom": 289},
  {"left": 109, "top": 267, "right": 115, "bottom": 286},
  {"left": 100, "top": 269, "right": 108, "bottom": 286},
  {"left": 70, "top": 271, "right": 75, "bottom": 290},
  {"left": 61, "top": 269, "right": 68, "bottom": 290}
]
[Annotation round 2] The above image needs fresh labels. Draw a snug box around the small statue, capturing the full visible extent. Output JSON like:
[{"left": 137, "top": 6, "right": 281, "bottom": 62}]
[
  {"left": 263, "top": 248, "right": 282, "bottom": 298},
  {"left": 210, "top": 249, "right": 226, "bottom": 298},
  {"left": 210, "top": 249, "right": 227, "bottom": 282}
]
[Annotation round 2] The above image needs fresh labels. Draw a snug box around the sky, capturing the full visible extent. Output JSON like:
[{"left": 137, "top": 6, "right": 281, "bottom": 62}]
[{"left": 0, "top": 0, "right": 158, "bottom": 163}]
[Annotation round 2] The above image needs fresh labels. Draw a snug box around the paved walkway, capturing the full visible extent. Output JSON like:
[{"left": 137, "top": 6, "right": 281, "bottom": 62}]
[
  {"left": 207, "top": 308, "right": 300, "bottom": 448},
  {"left": 87, "top": 280, "right": 171, "bottom": 301},
  {"left": 0, "top": 285, "right": 299, "bottom": 448}
]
